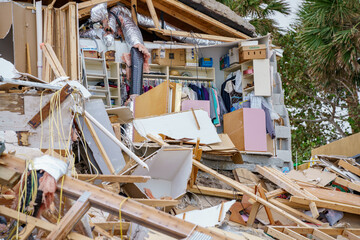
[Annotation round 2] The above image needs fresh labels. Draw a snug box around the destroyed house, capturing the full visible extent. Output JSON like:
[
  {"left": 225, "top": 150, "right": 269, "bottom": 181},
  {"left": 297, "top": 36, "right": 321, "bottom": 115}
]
[{"left": 1, "top": 0, "right": 359, "bottom": 239}]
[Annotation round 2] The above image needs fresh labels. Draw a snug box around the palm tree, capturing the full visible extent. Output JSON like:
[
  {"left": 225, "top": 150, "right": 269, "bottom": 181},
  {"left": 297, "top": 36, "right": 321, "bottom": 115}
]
[
  {"left": 297, "top": 0, "right": 360, "bottom": 133},
  {"left": 218, "top": 0, "right": 291, "bottom": 35}
]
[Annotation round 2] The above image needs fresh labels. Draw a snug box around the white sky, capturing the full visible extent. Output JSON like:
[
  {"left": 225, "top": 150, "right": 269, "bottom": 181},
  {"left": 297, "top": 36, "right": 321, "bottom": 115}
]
[{"left": 272, "top": 0, "right": 302, "bottom": 30}]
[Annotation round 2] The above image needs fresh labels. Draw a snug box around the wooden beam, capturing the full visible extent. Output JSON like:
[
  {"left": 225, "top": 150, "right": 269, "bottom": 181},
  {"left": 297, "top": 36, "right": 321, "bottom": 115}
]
[
  {"left": 145, "top": 0, "right": 160, "bottom": 29},
  {"left": 84, "top": 116, "right": 116, "bottom": 174},
  {"left": 68, "top": 3, "right": 78, "bottom": 80},
  {"left": 76, "top": 174, "right": 150, "bottom": 183},
  {"left": 334, "top": 177, "right": 360, "bottom": 192},
  {"left": 269, "top": 199, "right": 323, "bottom": 226},
  {"left": 78, "top": 0, "right": 111, "bottom": 9},
  {"left": 270, "top": 226, "right": 360, "bottom": 236},
  {"left": 267, "top": 227, "right": 297, "bottom": 240},
  {"left": 343, "top": 230, "right": 360, "bottom": 240},
  {"left": 0, "top": 205, "right": 91, "bottom": 240},
  {"left": 0, "top": 154, "right": 243, "bottom": 240},
  {"left": 284, "top": 228, "right": 309, "bottom": 240},
  {"left": 192, "top": 160, "right": 308, "bottom": 227},
  {"left": 151, "top": 0, "right": 250, "bottom": 39},
  {"left": 290, "top": 196, "right": 360, "bottom": 215},
  {"left": 131, "top": 0, "right": 138, "bottom": 25},
  {"left": 148, "top": 28, "right": 241, "bottom": 42},
  {"left": 134, "top": 198, "right": 179, "bottom": 207},
  {"left": 258, "top": 184, "right": 275, "bottom": 225},
  {"left": 338, "top": 160, "right": 360, "bottom": 176},
  {"left": 265, "top": 188, "right": 287, "bottom": 199},
  {"left": 46, "top": 192, "right": 92, "bottom": 240},
  {"left": 19, "top": 223, "right": 36, "bottom": 240},
  {"left": 28, "top": 84, "right": 73, "bottom": 129},
  {"left": 187, "top": 185, "right": 242, "bottom": 199},
  {"left": 147, "top": 133, "right": 169, "bottom": 146},
  {"left": 41, "top": 42, "right": 67, "bottom": 78},
  {"left": 313, "top": 228, "right": 336, "bottom": 240},
  {"left": 246, "top": 202, "right": 260, "bottom": 227}
]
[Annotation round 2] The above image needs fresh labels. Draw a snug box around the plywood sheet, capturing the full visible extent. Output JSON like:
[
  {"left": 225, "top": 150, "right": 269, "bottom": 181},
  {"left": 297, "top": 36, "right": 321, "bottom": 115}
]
[
  {"left": 311, "top": 132, "right": 360, "bottom": 158},
  {"left": 79, "top": 99, "right": 126, "bottom": 174},
  {"left": 133, "top": 109, "right": 221, "bottom": 144}
]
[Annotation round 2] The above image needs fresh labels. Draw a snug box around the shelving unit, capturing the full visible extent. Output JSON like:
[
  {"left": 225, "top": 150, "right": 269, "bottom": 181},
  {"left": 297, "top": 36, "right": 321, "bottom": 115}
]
[
  {"left": 80, "top": 52, "right": 121, "bottom": 108},
  {"left": 145, "top": 64, "right": 215, "bottom": 82},
  {"left": 223, "top": 59, "right": 271, "bottom": 97}
]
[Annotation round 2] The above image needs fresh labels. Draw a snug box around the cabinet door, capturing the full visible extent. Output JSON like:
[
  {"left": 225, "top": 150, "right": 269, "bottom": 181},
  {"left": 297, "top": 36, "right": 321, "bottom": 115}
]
[{"left": 253, "top": 59, "right": 271, "bottom": 96}]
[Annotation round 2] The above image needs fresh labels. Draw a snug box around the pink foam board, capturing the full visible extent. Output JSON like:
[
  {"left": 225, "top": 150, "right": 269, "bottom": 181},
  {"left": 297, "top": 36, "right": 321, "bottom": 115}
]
[
  {"left": 181, "top": 100, "right": 210, "bottom": 117},
  {"left": 243, "top": 108, "right": 267, "bottom": 151}
]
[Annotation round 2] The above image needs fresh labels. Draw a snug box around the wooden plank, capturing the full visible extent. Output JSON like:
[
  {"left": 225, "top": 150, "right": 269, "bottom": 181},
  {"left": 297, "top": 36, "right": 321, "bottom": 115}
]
[
  {"left": 93, "top": 221, "right": 130, "bottom": 231},
  {"left": 84, "top": 116, "right": 116, "bottom": 174},
  {"left": 343, "top": 230, "right": 360, "bottom": 240},
  {"left": 0, "top": 205, "right": 91, "bottom": 240},
  {"left": 258, "top": 185, "right": 275, "bottom": 225},
  {"left": 147, "top": 133, "right": 169, "bottom": 146},
  {"left": 284, "top": 228, "right": 309, "bottom": 240},
  {"left": 338, "top": 160, "right": 360, "bottom": 176},
  {"left": 134, "top": 199, "right": 179, "bottom": 207},
  {"left": 149, "top": 28, "right": 241, "bottom": 42},
  {"left": 187, "top": 185, "right": 242, "bottom": 199},
  {"left": 246, "top": 201, "right": 260, "bottom": 226},
  {"left": 267, "top": 227, "right": 297, "bottom": 240},
  {"left": 78, "top": 0, "right": 112, "bottom": 9},
  {"left": 41, "top": 43, "right": 67, "bottom": 78},
  {"left": 145, "top": 0, "right": 160, "bottom": 29},
  {"left": 90, "top": 221, "right": 117, "bottom": 239},
  {"left": 26, "top": 43, "right": 31, "bottom": 74},
  {"left": 68, "top": 3, "right": 78, "bottom": 80},
  {"left": 28, "top": 84, "right": 73, "bottom": 129},
  {"left": 304, "top": 186, "right": 360, "bottom": 207},
  {"left": 270, "top": 227, "right": 360, "bottom": 236},
  {"left": 47, "top": 192, "right": 92, "bottom": 240},
  {"left": 311, "top": 132, "right": 360, "bottom": 157},
  {"left": 77, "top": 174, "right": 150, "bottom": 183},
  {"left": 290, "top": 196, "right": 360, "bottom": 215},
  {"left": 269, "top": 199, "right": 323, "bottom": 225},
  {"left": 334, "top": 177, "right": 360, "bottom": 192},
  {"left": 192, "top": 160, "right": 309, "bottom": 227},
  {"left": 313, "top": 228, "right": 336, "bottom": 240},
  {"left": 265, "top": 189, "right": 287, "bottom": 199},
  {"left": 19, "top": 223, "right": 35, "bottom": 240},
  {"left": 152, "top": 0, "right": 250, "bottom": 39},
  {"left": 0, "top": 154, "right": 242, "bottom": 240}
]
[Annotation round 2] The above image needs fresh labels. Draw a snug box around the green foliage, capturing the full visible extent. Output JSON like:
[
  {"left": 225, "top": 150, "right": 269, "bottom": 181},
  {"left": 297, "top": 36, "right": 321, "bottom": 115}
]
[{"left": 217, "top": 0, "right": 290, "bottom": 35}]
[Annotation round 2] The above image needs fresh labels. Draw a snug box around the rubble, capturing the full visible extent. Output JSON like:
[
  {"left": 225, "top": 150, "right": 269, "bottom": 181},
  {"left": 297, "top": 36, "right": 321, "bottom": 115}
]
[{"left": 0, "top": 0, "right": 359, "bottom": 239}]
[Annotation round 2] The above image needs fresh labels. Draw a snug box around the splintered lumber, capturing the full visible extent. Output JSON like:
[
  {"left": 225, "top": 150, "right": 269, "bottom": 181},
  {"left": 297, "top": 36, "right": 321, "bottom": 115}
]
[
  {"left": 343, "top": 230, "right": 360, "bottom": 240},
  {"left": 76, "top": 174, "right": 150, "bottom": 183},
  {"left": 19, "top": 223, "right": 36, "bottom": 239},
  {"left": 290, "top": 196, "right": 360, "bottom": 215},
  {"left": 268, "top": 199, "right": 323, "bottom": 225},
  {"left": 334, "top": 177, "right": 360, "bottom": 192},
  {"left": 338, "top": 160, "right": 360, "bottom": 176},
  {"left": 1, "top": 154, "right": 236, "bottom": 240},
  {"left": 47, "top": 192, "right": 92, "bottom": 240},
  {"left": 256, "top": 166, "right": 319, "bottom": 218},
  {"left": 187, "top": 185, "right": 242, "bottom": 199},
  {"left": 147, "top": 133, "right": 169, "bottom": 146},
  {"left": 267, "top": 227, "right": 297, "bottom": 240},
  {"left": 83, "top": 116, "right": 116, "bottom": 174},
  {"left": 265, "top": 188, "right": 287, "bottom": 199},
  {"left": 0, "top": 206, "right": 91, "bottom": 240},
  {"left": 246, "top": 202, "right": 261, "bottom": 227},
  {"left": 28, "top": 84, "right": 73, "bottom": 129},
  {"left": 267, "top": 226, "right": 360, "bottom": 240},
  {"left": 258, "top": 184, "right": 275, "bottom": 225},
  {"left": 145, "top": 0, "right": 160, "bottom": 29},
  {"left": 41, "top": 42, "right": 67, "bottom": 78},
  {"left": 304, "top": 186, "right": 360, "bottom": 207},
  {"left": 192, "top": 160, "right": 308, "bottom": 227}
]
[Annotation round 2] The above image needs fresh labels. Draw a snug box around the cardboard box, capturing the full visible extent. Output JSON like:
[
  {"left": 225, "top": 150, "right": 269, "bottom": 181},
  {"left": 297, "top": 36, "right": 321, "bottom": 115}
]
[
  {"left": 229, "top": 47, "right": 239, "bottom": 65},
  {"left": 152, "top": 48, "right": 186, "bottom": 66},
  {"left": 224, "top": 108, "right": 267, "bottom": 152},
  {"left": 83, "top": 50, "right": 99, "bottom": 58},
  {"left": 186, "top": 48, "right": 198, "bottom": 66},
  {"left": 240, "top": 44, "right": 266, "bottom": 51},
  {"left": 239, "top": 48, "right": 266, "bottom": 63}
]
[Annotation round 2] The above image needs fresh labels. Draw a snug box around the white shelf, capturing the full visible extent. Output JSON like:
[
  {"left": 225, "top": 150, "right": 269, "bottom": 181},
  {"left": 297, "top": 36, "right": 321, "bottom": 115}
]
[
  {"left": 143, "top": 74, "right": 167, "bottom": 78},
  {"left": 169, "top": 75, "right": 213, "bottom": 81}
]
